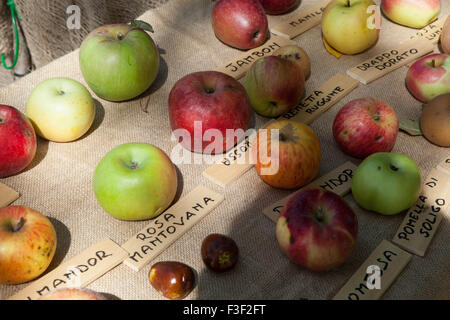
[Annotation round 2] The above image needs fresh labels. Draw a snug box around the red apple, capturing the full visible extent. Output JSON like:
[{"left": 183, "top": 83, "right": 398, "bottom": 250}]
[
  {"left": 0, "top": 206, "right": 57, "bottom": 285},
  {"left": 0, "top": 105, "right": 37, "bottom": 177},
  {"left": 39, "top": 288, "right": 108, "bottom": 300},
  {"left": 169, "top": 71, "right": 251, "bottom": 154},
  {"left": 258, "top": 0, "right": 298, "bottom": 15},
  {"left": 253, "top": 120, "right": 321, "bottom": 189},
  {"left": 333, "top": 98, "right": 399, "bottom": 159},
  {"left": 212, "top": 0, "right": 269, "bottom": 50},
  {"left": 406, "top": 53, "right": 450, "bottom": 102},
  {"left": 442, "top": 15, "right": 450, "bottom": 54},
  {"left": 276, "top": 188, "right": 358, "bottom": 271}
]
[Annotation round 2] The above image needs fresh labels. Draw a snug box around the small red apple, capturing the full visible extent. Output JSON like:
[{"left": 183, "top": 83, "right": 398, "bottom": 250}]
[
  {"left": 258, "top": 0, "right": 298, "bottom": 15},
  {"left": 212, "top": 0, "right": 269, "bottom": 50},
  {"left": 0, "top": 105, "right": 37, "bottom": 177},
  {"left": 333, "top": 97, "right": 399, "bottom": 159},
  {"left": 442, "top": 15, "right": 450, "bottom": 54},
  {"left": 169, "top": 71, "right": 251, "bottom": 154},
  {"left": 0, "top": 206, "right": 57, "bottom": 285},
  {"left": 276, "top": 188, "right": 358, "bottom": 271}
]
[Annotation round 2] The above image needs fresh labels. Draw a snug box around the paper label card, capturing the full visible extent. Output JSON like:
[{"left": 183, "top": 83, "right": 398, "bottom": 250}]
[
  {"left": 121, "top": 185, "right": 224, "bottom": 271},
  {"left": 264, "top": 161, "right": 357, "bottom": 222},
  {"left": 8, "top": 238, "right": 128, "bottom": 300},
  {"left": 278, "top": 74, "right": 359, "bottom": 124},
  {"left": 437, "top": 155, "right": 450, "bottom": 175},
  {"left": 392, "top": 168, "right": 450, "bottom": 256},
  {"left": 0, "top": 183, "right": 20, "bottom": 207},
  {"left": 346, "top": 39, "right": 434, "bottom": 84},
  {"left": 216, "top": 34, "right": 296, "bottom": 80},
  {"left": 401, "top": 16, "right": 447, "bottom": 44},
  {"left": 333, "top": 240, "right": 412, "bottom": 300},
  {"left": 271, "top": 1, "right": 329, "bottom": 39}
]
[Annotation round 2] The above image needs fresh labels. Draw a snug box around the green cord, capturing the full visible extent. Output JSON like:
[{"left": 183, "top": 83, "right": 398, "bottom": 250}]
[{"left": 1, "top": 0, "right": 22, "bottom": 70}]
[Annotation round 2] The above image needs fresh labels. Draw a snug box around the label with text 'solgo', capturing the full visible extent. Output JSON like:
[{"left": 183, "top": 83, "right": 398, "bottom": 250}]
[{"left": 121, "top": 185, "right": 224, "bottom": 271}]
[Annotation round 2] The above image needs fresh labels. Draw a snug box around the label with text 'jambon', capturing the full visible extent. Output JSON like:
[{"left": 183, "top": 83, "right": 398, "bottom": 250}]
[
  {"left": 8, "top": 238, "right": 128, "bottom": 300},
  {"left": 216, "top": 34, "right": 296, "bottom": 80},
  {"left": 263, "top": 161, "right": 357, "bottom": 223},
  {"left": 121, "top": 185, "right": 224, "bottom": 271},
  {"left": 0, "top": 183, "right": 20, "bottom": 208},
  {"left": 346, "top": 39, "right": 434, "bottom": 84},
  {"left": 392, "top": 167, "right": 450, "bottom": 257},
  {"left": 333, "top": 240, "right": 412, "bottom": 300},
  {"left": 270, "top": 1, "right": 329, "bottom": 39},
  {"left": 401, "top": 16, "right": 448, "bottom": 45}
]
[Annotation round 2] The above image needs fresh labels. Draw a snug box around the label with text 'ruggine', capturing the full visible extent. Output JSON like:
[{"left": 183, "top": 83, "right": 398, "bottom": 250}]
[
  {"left": 263, "top": 161, "right": 357, "bottom": 222},
  {"left": 8, "top": 238, "right": 128, "bottom": 300},
  {"left": 0, "top": 183, "right": 20, "bottom": 207},
  {"left": 121, "top": 185, "right": 224, "bottom": 271}
]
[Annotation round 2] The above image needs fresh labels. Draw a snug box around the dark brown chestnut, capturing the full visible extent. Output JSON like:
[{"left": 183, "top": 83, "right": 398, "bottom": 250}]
[
  {"left": 201, "top": 233, "right": 239, "bottom": 272},
  {"left": 148, "top": 261, "right": 195, "bottom": 300}
]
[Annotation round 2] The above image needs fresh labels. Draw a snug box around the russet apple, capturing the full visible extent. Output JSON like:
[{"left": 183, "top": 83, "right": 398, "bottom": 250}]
[
  {"left": 276, "top": 188, "right": 358, "bottom": 271},
  {"left": 406, "top": 53, "right": 450, "bottom": 103},
  {"left": 352, "top": 152, "right": 421, "bottom": 215},
  {"left": 212, "top": 0, "right": 269, "bottom": 50},
  {"left": 253, "top": 120, "right": 321, "bottom": 189},
  {"left": 420, "top": 93, "right": 450, "bottom": 147},
  {"left": 273, "top": 45, "right": 311, "bottom": 80},
  {"left": 93, "top": 143, "right": 178, "bottom": 221},
  {"left": 333, "top": 97, "right": 399, "bottom": 159},
  {"left": 26, "top": 78, "right": 96, "bottom": 143},
  {"left": 39, "top": 288, "right": 108, "bottom": 300},
  {"left": 80, "top": 23, "right": 160, "bottom": 101},
  {"left": 258, "top": 0, "right": 298, "bottom": 15},
  {"left": 0, "top": 105, "right": 36, "bottom": 177},
  {"left": 322, "top": 0, "right": 380, "bottom": 55},
  {"left": 442, "top": 15, "right": 450, "bottom": 54},
  {"left": 0, "top": 206, "right": 57, "bottom": 285},
  {"left": 381, "top": 0, "right": 441, "bottom": 29},
  {"left": 245, "top": 56, "right": 305, "bottom": 117},
  {"left": 169, "top": 71, "right": 251, "bottom": 154}
]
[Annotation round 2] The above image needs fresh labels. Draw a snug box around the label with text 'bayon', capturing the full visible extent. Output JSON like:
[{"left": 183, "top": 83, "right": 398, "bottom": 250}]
[
  {"left": 347, "top": 39, "right": 434, "bottom": 84},
  {"left": 279, "top": 73, "right": 359, "bottom": 123},
  {"left": 263, "top": 161, "right": 357, "bottom": 222},
  {"left": 401, "top": 16, "right": 447, "bottom": 45},
  {"left": 393, "top": 167, "right": 450, "bottom": 257},
  {"left": 8, "top": 238, "right": 128, "bottom": 300},
  {"left": 121, "top": 185, "right": 224, "bottom": 271},
  {"left": 333, "top": 240, "right": 412, "bottom": 300},
  {"left": 270, "top": 1, "right": 329, "bottom": 39},
  {"left": 216, "top": 35, "right": 296, "bottom": 80},
  {"left": 0, "top": 183, "right": 20, "bottom": 208}
]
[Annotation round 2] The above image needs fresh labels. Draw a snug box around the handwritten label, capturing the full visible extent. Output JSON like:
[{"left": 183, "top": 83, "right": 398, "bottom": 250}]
[
  {"left": 216, "top": 35, "right": 296, "bottom": 79},
  {"left": 333, "top": 240, "right": 412, "bottom": 300},
  {"left": 263, "top": 162, "right": 357, "bottom": 222},
  {"left": 279, "top": 74, "right": 359, "bottom": 123},
  {"left": 271, "top": 1, "right": 329, "bottom": 39},
  {"left": 0, "top": 183, "right": 20, "bottom": 207},
  {"left": 393, "top": 167, "right": 450, "bottom": 256},
  {"left": 401, "top": 16, "right": 447, "bottom": 44},
  {"left": 346, "top": 39, "right": 434, "bottom": 84},
  {"left": 8, "top": 238, "right": 128, "bottom": 300},
  {"left": 121, "top": 185, "right": 224, "bottom": 271}
]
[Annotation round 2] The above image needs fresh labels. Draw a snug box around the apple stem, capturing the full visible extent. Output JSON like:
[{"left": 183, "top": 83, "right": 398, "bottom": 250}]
[
  {"left": 346, "top": 0, "right": 350, "bottom": 7},
  {"left": 432, "top": 59, "right": 436, "bottom": 68},
  {"left": 12, "top": 217, "right": 25, "bottom": 233}
]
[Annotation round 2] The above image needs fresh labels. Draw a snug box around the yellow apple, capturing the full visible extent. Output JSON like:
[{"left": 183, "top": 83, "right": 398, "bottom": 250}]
[{"left": 26, "top": 78, "right": 95, "bottom": 142}]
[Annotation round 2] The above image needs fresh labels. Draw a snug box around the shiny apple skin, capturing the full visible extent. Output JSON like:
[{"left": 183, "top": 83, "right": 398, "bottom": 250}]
[
  {"left": 201, "top": 233, "right": 239, "bottom": 272},
  {"left": 149, "top": 261, "right": 195, "bottom": 300},
  {"left": 259, "top": 0, "right": 298, "bottom": 15}
]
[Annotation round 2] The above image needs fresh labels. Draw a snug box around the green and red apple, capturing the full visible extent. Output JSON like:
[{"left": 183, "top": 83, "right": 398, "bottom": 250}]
[
  {"left": 381, "top": 0, "right": 441, "bottom": 29},
  {"left": 0, "top": 206, "right": 57, "bottom": 285},
  {"left": 0, "top": 105, "right": 36, "bottom": 177},
  {"left": 442, "top": 15, "right": 450, "bottom": 54},
  {"left": 322, "top": 0, "right": 380, "bottom": 55},
  {"left": 80, "top": 22, "right": 159, "bottom": 101},
  {"left": 26, "top": 78, "right": 95, "bottom": 142},
  {"left": 273, "top": 45, "right": 311, "bottom": 80},
  {"left": 406, "top": 53, "right": 450, "bottom": 103},
  {"left": 276, "top": 189, "right": 358, "bottom": 271},
  {"left": 93, "top": 143, "right": 178, "bottom": 221},
  {"left": 352, "top": 152, "right": 421, "bottom": 215},
  {"left": 245, "top": 56, "right": 305, "bottom": 117}
]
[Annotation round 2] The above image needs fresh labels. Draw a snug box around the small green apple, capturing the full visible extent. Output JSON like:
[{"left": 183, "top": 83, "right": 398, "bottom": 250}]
[
  {"left": 93, "top": 143, "right": 178, "bottom": 221},
  {"left": 352, "top": 152, "right": 421, "bottom": 215}
]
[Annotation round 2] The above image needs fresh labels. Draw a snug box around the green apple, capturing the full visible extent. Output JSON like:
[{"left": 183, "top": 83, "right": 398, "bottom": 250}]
[
  {"left": 79, "top": 22, "right": 159, "bottom": 102},
  {"left": 352, "top": 152, "right": 421, "bottom": 215},
  {"left": 322, "top": 0, "right": 380, "bottom": 55},
  {"left": 26, "top": 78, "right": 95, "bottom": 142},
  {"left": 93, "top": 143, "right": 178, "bottom": 220}
]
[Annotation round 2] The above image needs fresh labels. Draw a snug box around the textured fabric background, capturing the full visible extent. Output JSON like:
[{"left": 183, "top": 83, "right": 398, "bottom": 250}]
[{"left": 0, "top": 0, "right": 449, "bottom": 300}]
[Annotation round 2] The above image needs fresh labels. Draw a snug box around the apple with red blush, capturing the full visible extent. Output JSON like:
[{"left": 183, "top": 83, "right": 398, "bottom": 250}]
[{"left": 258, "top": 0, "right": 298, "bottom": 15}]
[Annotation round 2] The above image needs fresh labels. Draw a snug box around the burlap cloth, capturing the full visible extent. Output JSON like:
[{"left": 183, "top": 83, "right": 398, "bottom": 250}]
[{"left": 0, "top": 0, "right": 449, "bottom": 300}]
